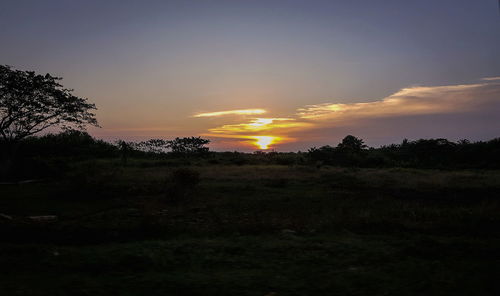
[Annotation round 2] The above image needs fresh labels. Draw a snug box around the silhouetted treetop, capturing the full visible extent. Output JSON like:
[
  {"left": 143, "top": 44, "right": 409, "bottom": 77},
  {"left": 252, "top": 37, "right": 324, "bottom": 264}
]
[
  {"left": 337, "top": 135, "right": 367, "bottom": 152},
  {"left": 169, "top": 137, "right": 210, "bottom": 155},
  {"left": 0, "top": 65, "right": 98, "bottom": 142},
  {"left": 137, "top": 139, "right": 169, "bottom": 154}
]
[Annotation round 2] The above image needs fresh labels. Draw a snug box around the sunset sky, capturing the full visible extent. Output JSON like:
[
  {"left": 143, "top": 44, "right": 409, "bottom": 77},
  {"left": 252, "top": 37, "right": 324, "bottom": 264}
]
[{"left": 1, "top": 0, "right": 499, "bottom": 151}]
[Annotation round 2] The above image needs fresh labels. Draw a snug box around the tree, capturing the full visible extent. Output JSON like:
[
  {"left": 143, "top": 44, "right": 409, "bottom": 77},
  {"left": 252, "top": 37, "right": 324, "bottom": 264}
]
[
  {"left": 137, "top": 139, "right": 169, "bottom": 154},
  {"left": 307, "top": 145, "right": 336, "bottom": 166},
  {"left": 0, "top": 65, "right": 98, "bottom": 143},
  {"left": 168, "top": 137, "right": 210, "bottom": 155},
  {"left": 117, "top": 140, "right": 134, "bottom": 165},
  {"left": 337, "top": 135, "right": 367, "bottom": 152},
  {"left": 0, "top": 65, "right": 98, "bottom": 178}
]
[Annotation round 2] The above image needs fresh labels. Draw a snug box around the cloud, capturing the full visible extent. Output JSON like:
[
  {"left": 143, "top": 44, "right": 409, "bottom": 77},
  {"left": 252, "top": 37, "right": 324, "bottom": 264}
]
[
  {"left": 207, "top": 117, "right": 312, "bottom": 135},
  {"left": 297, "top": 82, "right": 498, "bottom": 121},
  {"left": 193, "top": 109, "right": 267, "bottom": 117},
  {"left": 481, "top": 77, "right": 500, "bottom": 81},
  {"left": 195, "top": 79, "right": 500, "bottom": 150},
  {"left": 200, "top": 117, "right": 310, "bottom": 149}
]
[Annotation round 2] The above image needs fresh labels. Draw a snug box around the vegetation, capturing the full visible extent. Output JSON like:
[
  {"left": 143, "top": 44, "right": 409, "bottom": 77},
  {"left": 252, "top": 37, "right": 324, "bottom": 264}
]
[
  {"left": 0, "top": 132, "right": 499, "bottom": 295},
  {"left": 0, "top": 65, "right": 98, "bottom": 143},
  {"left": 309, "top": 135, "right": 500, "bottom": 169},
  {"left": 168, "top": 137, "right": 210, "bottom": 155},
  {"left": 1, "top": 162, "right": 499, "bottom": 295},
  {"left": 0, "top": 65, "right": 98, "bottom": 179},
  {"left": 3, "top": 132, "right": 499, "bottom": 182}
]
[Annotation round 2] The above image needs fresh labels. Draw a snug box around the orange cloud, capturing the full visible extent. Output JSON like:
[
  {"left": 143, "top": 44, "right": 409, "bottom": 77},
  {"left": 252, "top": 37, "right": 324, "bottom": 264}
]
[
  {"left": 208, "top": 117, "right": 312, "bottom": 134},
  {"left": 201, "top": 117, "right": 306, "bottom": 149},
  {"left": 195, "top": 79, "right": 500, "bottom": 150}
]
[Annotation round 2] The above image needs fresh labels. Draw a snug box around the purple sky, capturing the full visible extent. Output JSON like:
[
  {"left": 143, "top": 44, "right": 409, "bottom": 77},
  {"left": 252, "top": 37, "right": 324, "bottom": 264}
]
[{"left": 1, "top": 0, "right": 499, "bottom": 150}]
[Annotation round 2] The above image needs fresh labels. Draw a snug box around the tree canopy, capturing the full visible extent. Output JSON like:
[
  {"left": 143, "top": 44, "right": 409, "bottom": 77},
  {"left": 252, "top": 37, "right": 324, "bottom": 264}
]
[
  {"left": 337, "top": 135, "right": 367, "bottom": 152},
  {"left": 169, "top": 137, "right": 210, "bottom": 155},
  {"left": 0, "top": 65, "right": 98, "bottom": 142}
]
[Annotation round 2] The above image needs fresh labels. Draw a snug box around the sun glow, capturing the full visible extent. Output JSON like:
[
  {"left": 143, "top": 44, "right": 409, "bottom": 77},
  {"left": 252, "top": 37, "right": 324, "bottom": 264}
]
[
  {"left": 207, "top": 118, "right": 311, "bottom": 134},
  {"left": 202, "top": 133, "right": 288, "bottom": 150},
  {"left": 253, "top": 136, "right": 280, "bottom": 149}
]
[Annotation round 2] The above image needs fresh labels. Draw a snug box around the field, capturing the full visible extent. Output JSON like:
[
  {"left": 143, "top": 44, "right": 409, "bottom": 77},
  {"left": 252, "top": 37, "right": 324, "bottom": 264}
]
[{"left": 1, "top": 161, "right": 500, "bottom": 295}]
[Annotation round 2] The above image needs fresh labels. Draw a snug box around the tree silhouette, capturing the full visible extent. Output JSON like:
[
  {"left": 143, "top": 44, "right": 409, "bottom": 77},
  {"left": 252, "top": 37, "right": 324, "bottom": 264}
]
[
  {"left": 169, "top": 137, "right": 210, "bottom": 155},
  {"left": 337, "top": 135, "right": 367, "bottom": 152},
  {"left": 117, "top": 140, "right": 134, "bottom": 165},
  {"left": 0, "top": 65, "right": 99, "bottom": 178},
  {"left": 138, "top": 139, "right": 169, "bottom": 154},
  {"left": 0, "top": 65, "right": 98, "bottom": 143}
]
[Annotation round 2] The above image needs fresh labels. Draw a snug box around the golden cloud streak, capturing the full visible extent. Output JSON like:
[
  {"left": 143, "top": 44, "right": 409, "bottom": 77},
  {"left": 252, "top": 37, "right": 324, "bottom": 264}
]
[
  {"left": 193, "top": 109, "right": 267, "bottom": 117},
  {"left": 297, "top": 83, "right": 490, "bottom": 120},
  {"left": 208, "top": 117, "right": 312, "bottom": 134},
  {"left": 202, "top": 117, "right": 308, "bottom": 149}
]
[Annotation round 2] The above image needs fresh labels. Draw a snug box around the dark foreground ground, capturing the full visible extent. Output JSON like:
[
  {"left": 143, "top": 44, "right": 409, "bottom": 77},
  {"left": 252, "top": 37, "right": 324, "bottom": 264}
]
[{"left": 1, "top": 161, "right": 499, "bottom": 295}]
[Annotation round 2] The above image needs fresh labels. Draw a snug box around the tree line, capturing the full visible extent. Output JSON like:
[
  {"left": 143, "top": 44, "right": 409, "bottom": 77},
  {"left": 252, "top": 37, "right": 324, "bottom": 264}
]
[
  {"left": 307, "top": 135, "right": 500, "bottom": 169},
  {"left": 4, "top": 130, "right": 500, "bottom": 168}
]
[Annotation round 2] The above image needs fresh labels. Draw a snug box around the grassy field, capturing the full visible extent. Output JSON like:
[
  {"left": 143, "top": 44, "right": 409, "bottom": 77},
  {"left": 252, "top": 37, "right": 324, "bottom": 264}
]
[{"left": 1, "top": 161, "right": 499, "bottom": 295}]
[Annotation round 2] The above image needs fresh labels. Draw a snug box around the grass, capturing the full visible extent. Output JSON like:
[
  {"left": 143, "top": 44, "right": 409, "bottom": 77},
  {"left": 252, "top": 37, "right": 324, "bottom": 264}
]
[
  {"left": 1, "top": 235, "right": 498, "bottom": 296},
  {"left": 1, "top": 161, "right": 499, "bottom": 295}
]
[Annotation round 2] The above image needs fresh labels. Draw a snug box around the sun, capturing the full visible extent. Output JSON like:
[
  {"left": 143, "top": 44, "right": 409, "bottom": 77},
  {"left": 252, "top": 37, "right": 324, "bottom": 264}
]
[{"left": 253, "top": 136, "right": 278, "bottom": 150}]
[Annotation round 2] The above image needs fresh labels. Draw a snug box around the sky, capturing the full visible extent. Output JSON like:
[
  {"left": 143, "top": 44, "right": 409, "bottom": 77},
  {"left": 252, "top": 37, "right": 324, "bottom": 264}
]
[{"left": 1, "top": 0, "right": 499, "bottom": 151}]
